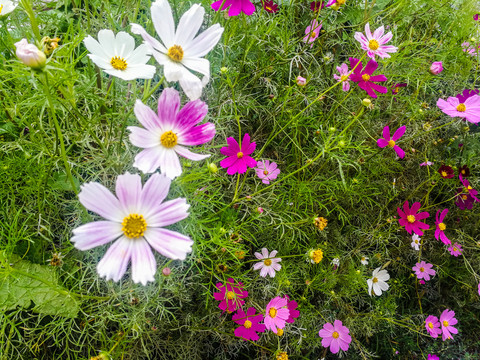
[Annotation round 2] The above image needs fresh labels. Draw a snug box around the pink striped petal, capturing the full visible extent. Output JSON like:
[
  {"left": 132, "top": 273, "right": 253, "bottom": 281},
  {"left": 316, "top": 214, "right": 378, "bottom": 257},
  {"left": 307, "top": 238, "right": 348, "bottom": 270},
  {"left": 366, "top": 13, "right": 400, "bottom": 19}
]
[
  {"left": 140, "top": 173, "right": 171, "bottom": 219},
  {"left": 175, "top": 145, "right": 210, "bottom": 161},
  {"left": 157, "top": 88, "right": 181, "bottom": 130},
  {"left": 146, "top": 198, "right": 189, "bottom": 227},
  {"left": 133, "top": 147, "right": 164, "bottom": 174},
  {"left": 78, "top": 182, "right": 124, "bottom": 221},
  {"left": 178, "top": 122, "right": 215, "bottom": 146},
  {"left": 116, "top": 172, "right": 142, "bottom": 214},
  {"left": 144, "top": 227, "right": 193, "bottom": 260},
  {"left": 131, "top": 239, "right": 157, "bottom": 285},
  {"left": 97, "top": 237, "right": 133, "bottom": 282},
  {"left": 128, "top": 126, "right": 160, "bottom": 148},
  {"left": 72, "top": 221, "right": 123, "bottom": 250},
  {"left": 134, "top": 99, "right": 161, "bottom": 131}
]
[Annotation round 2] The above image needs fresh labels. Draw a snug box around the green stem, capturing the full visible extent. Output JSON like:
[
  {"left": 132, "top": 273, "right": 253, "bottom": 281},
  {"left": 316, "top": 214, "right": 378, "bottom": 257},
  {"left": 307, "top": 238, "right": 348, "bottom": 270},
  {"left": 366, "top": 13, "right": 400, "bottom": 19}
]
[{"left": 19, "top": 0, "right": 41, "bottom": 41}]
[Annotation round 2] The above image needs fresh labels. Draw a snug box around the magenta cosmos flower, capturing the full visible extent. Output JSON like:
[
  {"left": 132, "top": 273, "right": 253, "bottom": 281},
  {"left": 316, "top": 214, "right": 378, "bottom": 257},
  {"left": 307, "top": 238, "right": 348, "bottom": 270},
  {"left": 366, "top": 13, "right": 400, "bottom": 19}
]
[
  {"left": 71, "top": 173, "right": 192, "bottom": 285},
  {"left": 220, "top": 133, "right": 256, "bottom": 175},
  {"left": 310, "top": 1, "right": 325, "bottom": 11},
  {"left": 440, "top": 309, "right": 458, "bottom": 341},
  {"left": 264, "top": 296, "right": 289, "bottom": 334},
  {"left": 460, "top": 174, "right": 480, "bottom": 202},
  {"left": 211, "top": 0, "right": 255, "bottom": 16},
  {"left": 412, "top": 261, "right": 436, "bottom": 281},
  {"left": 434, "top": 208, "right": 451, "bottom": 245},
  {"left": 425, "top": 315, "right": 442, "bottom": 338},
  {"left": 255, "top": 160, "right": 280, "bottom": 184},
  {"left": 232, "top": 307, "right": 266, "bottom": 341},
  {"left": 253, "top": 248, "right": 282, "bottom": 277},
  {"left": 354, "top": 23, "right": 397, "bottom": 59},
  {"left": 262, "top": 0, "right": 278, "bottom": 13},
  {"left": 303, "top": 19, "right": 322, "bottom": 48},
  {"left": 284, "top": 295, "right": 300, "bottom": 323},
  {"left": 318, "top": 320, "right": 352, "bottom": 354},
  {"left": 349, "top": 57, "right": 388, "bottom": 98},
  {"left": 455, "top": 189, "right": 475, "bottom": 210},
  {"left": 377, "top": 125, "right": 406, "bottom": 158},
  {"left": 448, "top": 242, "right": 463, "bottom": 257},
  {"left": 428, "top": 354, "right": 439, "bottom": 360},
  {"left": 333, "top": 63, "right": 351, "bottom": 91},
  {"left": 437, "top": 94, "right": 480, "bottom": 124},
  {"left": 430, "top": 61, "right": 443, "bottom": 75},
  {"left": 213, "top": 278, "right": 248, "bottom": 313},
  {"left": 397, "top": 201, "right": 430, "bottom": 236},
  {"left": 128, "top": 88, "right": 215, "bottom": 179},
  {"left": 456, "top": 89, "right": 479, "bottom": 102}
]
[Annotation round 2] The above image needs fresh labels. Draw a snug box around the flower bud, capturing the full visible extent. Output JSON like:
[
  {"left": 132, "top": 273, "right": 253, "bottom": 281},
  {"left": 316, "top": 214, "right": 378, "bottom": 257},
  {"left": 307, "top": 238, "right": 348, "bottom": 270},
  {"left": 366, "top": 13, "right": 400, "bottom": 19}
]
[
  {"left": 208, "top": 162, "right": 218, "bottom": 173},
  {"left": 362, "top": 98, "right": 372, "bottom": 107},
  {"left": 220, "top": 66, "right": 228, "bottom": 74},
  {"left": 429, "top": 61, "right": 443, "bottom": 75},
  {"left": 296, "top": 76, "right": 306, "bottom": 86},
  {"left": 14, "top": 39, "right": 46, "bottom": 70},
  {"left": 162, "top": 267, "right": 171, "bottom": 276}
]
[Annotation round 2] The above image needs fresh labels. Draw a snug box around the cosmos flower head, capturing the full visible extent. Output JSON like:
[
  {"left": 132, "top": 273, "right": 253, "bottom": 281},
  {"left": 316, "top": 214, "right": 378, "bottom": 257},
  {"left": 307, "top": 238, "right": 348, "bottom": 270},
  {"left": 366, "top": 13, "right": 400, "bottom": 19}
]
[
  {"left": 212, "top": 0, "right": 256, "bottom": 16},
  {"left": 438, "top": 165, "right": 454, "bottom": 179},
  {"left": 420, "top": 161, "right": 433, "bottom": 166},
  {"left": 377, "top": 125, "right": 406, "bottom": 159},
  {"left": 232, "top": 307, "right": 266, "bottom": 341},
  {"left": 425, "top": 315, "right": 442, "bottom": 338},
  {"left": 262, "top": 0, "right": 279, "bottom": 13},
  {"left": 349, "top": 57, "right": 388, "bottom": 98},
  {"left": 459, "top": 165, "right": 470, "bottom": 177},
  {"left": 131, "top": 0, "right": 224, "bottom": 100},
  {"left": 455, "top": 188, "right": 475, "bottom": 210},
  {"left": 354, "top": 22, "right": 398, "bottom": 59},
  {"left": 213, "top": 278, "right": 248, "bottom": 313},
  {"left": 220, "top": 133, "right": 257, "bottom": 175},
  {"left": 440, "top": 309, "right": 458, "bottom": 341},
  {"left": 310, "top": 1, "right": 325, "bottom": 11},
  {"left": 429, "top": 61, "right": 443, "bottom": 75},
  {"left": 459, "top": 174, "right": 480, "bottom": 202},
  {"left": 333, "top": 63, "right": 351, "bottom": 92},
  {"left": 462, "top": 41, "right": 480, "bottom": 56},
  {"left": 412, "top": 261, "right": 436, "bottom": 281},
  {"left": 255, "top": 160, "right": 280, "bottom": 184},
  {"left": 456, "top": 89, "right": 479, "bottom": 103},
  {"left": 71, "top": 173, "right": 192, "bottom": 285},
  {"left": 318, "top": 320, "right": 352, "bottom": 354},
  {"left": 360, "top": 256, "right": 369, "bottom": 265},
  {"left": 411, "top": 234, "right": 421, "bottom": 250},
  {"left": 0, "top": 0, "right": 16, "bottom": 16},
  {"left": 397, "top": 201, "right": 430, "bottom": 236},
  {"left": 434, "top": 208, "right": 451, "bottom": 245},
  {"left": 437, "top": 93, "right": 480, "bottom": 124},
  {"left": 303, "top": 19, "right": 322, "bottom": 48},
  {"left": 253, "top": 248, "right": 282, "bottom": 278},
  {"left": 128, "top": 88, "right": 215, "bottom": 179},
  {"left": 367, "top": 267, "right": 390, "bottom": 296},
  {"left": 391, "top": 82, "right": 407, "bottom": 95},
  {"left": 264, "top": 296, "right": 290, "bottom": 334},
  {"left": 448, "top": 242, "right": 463, "bottom": 257}
]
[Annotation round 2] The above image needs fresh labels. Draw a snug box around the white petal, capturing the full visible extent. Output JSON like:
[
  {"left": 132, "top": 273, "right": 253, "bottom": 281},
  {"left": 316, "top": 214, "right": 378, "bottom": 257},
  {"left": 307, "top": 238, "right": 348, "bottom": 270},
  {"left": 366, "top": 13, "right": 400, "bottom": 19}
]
[
  {"left": 114, "top": 31, "right": 135, "bottom": 58},
  {"left": 130, "top": 23, "right": 167, "bottom": 53},
  {"left": 97, "top": 237, "right": 133, "bottom": 282},
  {"left": 151, "top": 0, "right": 175, "bottom": 48},
  {"left": 104, "top": 65, "right": 156, "bottom": 80},
  {"left": 126, "top": 44, "right": 153, "bottom": 64},
  {"left": 177, "top": 67, "right": 203, "bottom": 101},
  {"left": 128, "top": 126, "right": 161, "bottom": 149},
  {"left": 162, "top": 60, "right": 184, "bottom": 82},
  {"left": 87, "top": 53, "right": 112, "bottom": 70},
  {"left": 253, "top": 262, "right": 264, "bottom": 270},
  {"left": 84, "top": 35, "right": 108, "bottom": 60},
  {"left": 175, "top": 4, "right": 204, "bottom": 47},
  {"left": 97, "top": 29, "right": 116, "bottom": 58},
  {"left": 145, "top": 198, "right": 189, "bottom": 227},
  {"left": 174, "top": 145, "right": 210, "bottom": 161},
  {"left": 78, "top": 182, "right": 124, "bottom": 221},
  {"left": 373, "top": 283, "right": 382, "bottom": 296},
  {"left": 115, "top": 172, "right": 142, "bottom": 214},
  {"left": 144, "top": 227, "right": 193, "bottom": 260},
  {"left": 133, "top": 147, "right": 165, "bottom": 174},
  {"left": 71, "top": 221, "right": 123, "bottom": 250},
  {"left": 131, "top": 239, "right": 157, "bottom": 285},
  {"left": 182, "top": 57, "right": 210, "bottom": 84},
  {"left": 184, "top": 24, "right": 224, "bottom": 58},
  {"left": 159, "top": 148, "right": 182, "bottom": 179}
]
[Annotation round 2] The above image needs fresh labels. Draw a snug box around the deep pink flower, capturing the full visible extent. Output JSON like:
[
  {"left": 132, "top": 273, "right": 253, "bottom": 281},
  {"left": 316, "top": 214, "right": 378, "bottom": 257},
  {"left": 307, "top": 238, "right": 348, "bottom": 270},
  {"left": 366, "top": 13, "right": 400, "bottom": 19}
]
[
  {"left": 255, "top": 160, "right": 280, "bottom": 184},
  {"left": 419, "top": 279, "right": 425, "bottom": 285},
  {"left": 333, "top": 63, "right": 351, "bottom": 91},
  {"left": 397, "top": 201, "right": 430, "bottom": 236},
  {"left": 425, "top": 315, "right": 442, "bottom": 338},
  {"left": 264, "top": 296, "right": 289, "bottom": 333},
  {"left": 428, "top": 354, "right": 439, "bottom": 360},
  {"left": 440, "top": 309, "right": 458, "bottom": 341},
  {"left": 438, "top": 165, "right": 454, "bottom": 179},
  {"left": 296, "top": 76, "right": 307, "bottom": 86},
  {"left": 354, "top": 23, "right": 398, "bottom": 59},
  {"left": 430, "top": 62, "right": 443, "bottom": 75},
  {"left": 232, "top": 307, "right": 266, "bottom": 341},
  {"left": 220, "top": 133, "right": 257, "bottom": 175},
  {"left": 434, "top": 208, "right": 451, "bottom": 245},
  {"left": 303, "top": 19, "right": 322, "bottom": 48},
  {"left": 412, "top": 261, "right": 436, "bottom": 281},
  {"left": 455, "top": 189, "right": 475, "bottom": 210},
  {"left": 437, "top": 94, "right": 480, "bottom": 124},
  {"left": 456, "top": 89, "right": 479, "bottom": 103},
  {"left": 318, "top": 320, "right": 352, "bottom": 354},
  {"left": 448, "top": 242, "right": 463, "bottom": 257},
  {"left": 460, "top": 174, "right": 480, "bottom": 202},
  {"left": 211, "top": 0, "right": 255, "bottom": 16},
  {"left": 262, "top": 0, "right": 278, "bottom": 13},
  {"left": 349, "top": 57, "right": 388, "bottom": 98},
  {"left": 377, "top": 125, "right": 406, "bottom": 158},
  {"left": 284, "top": 295, "right": 300, "bottom": 323},
  {"left": 213, "top": 278, "right": 248, "bottom": 313},
  {"left": 129, "top": 88, "right": 215, "bottom": 179},
  {"left": 475, "top": 14, "right": 479, "bottom": 21},
  {"left": 310, "top": 1, "right": 325, "bottom": 11},
  {"left": 392, "top": 82, "right": 407, "bottom": 95}
]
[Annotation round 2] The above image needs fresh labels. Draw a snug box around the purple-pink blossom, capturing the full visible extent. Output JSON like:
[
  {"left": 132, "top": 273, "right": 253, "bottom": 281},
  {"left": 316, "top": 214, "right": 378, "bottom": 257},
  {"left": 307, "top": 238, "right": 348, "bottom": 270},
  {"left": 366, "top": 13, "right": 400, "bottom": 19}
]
[
  {"left": 455, "top": 188, "right": 475, "bottom": 210},
  {"left": 377, "top": 125, "right": 406, "bottom": 158},
  {"left": 303, "top": 19, "right": 322, "bottom": 48},
  {"left": 460, "top": 174, "right": 480, "bottom": 202},
  {"left": 430, "top": 61, "right": 443, "bottom": 75},
  {"left": 437, "top": 94, "right": 480, "bottom": 124},
  {"left": 462, "top": 41, "right": 480, "bottom": 56},
  {"left": 232, "top": 307, "right": 266, "bottom": 341},
  {"left": 220, "top": 133, "right": 257, "bottom": 175},
  {"left": 284, "top": 295, "right": 300, "bottom": 323},
  {"left": 456, "top": 89, "right": 479, "bottom": 102},
  {"left": 412, "top": 261, "right": 436, "bottom": 281},
  {"left": 425, "top": 315, "right": 442, "bottom": 338},
  {"left": 253, "top": 248, "right": 282, "bottom": 277},
  {"left": 264, "top": 296, "right": 289, "bottom": 334},
  {"left": 211, "top": 0, "right": 255, "bottom": 16},
  {"left": 333, "top": 63, "right": 351, "bottom": 91},
  {"left": 354, "top": 23, "right": 398, "bottom": 59},
  {"left": 318, "top": 320, "right": 352, "bottom": 354},
  {"left": 213, "top": 278, "right": 248, "bottom": 313},
  {"left": 428, "top": 354, "right": 439, "bottom": 360},
  {"left": 440, "top": 309, "right": 458, "bottom": 341},
  {"left": 349, "top": 57, "right": 388, "bottom": 98},
  {"left": 434, "top": 208, "right": 451, "bottom": 245},
  {"left": 397, "top": 201, "right": 430, "bottom": 236},
  {"left": 448, "top": 242, "right": 463, "bottom": 257},
  {"left": 255, "top": 160, "right": 280, "bottom": 184}
]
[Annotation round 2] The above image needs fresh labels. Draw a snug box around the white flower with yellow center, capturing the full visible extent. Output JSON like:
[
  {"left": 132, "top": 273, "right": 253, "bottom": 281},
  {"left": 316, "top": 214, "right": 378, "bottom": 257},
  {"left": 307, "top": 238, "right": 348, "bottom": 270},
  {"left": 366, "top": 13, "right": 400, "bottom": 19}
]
[
  {"left": 131, "top": 0, "right": 224, "bottom": 100},
  {"left": 83, "top": 29, "right": 155, "bottom": 81},
  {"left": 367, "top": 267, "right": 390, "bottom": 296},
  {"left": 0, "top": 0, "right": 16, "bottom": 16}
]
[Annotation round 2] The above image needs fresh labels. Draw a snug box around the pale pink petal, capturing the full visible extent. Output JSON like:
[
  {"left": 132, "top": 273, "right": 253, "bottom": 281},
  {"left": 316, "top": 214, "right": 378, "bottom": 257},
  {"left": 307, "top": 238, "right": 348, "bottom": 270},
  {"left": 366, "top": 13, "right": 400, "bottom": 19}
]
[
  {"left": 134, "top": 100, "right": 161, "bottom": 131},
  {"left": 128, "top": 126, "right": 160, "bottom": 148},
  {"left": 174, "top": 145, "right": 210, "bottom": 161},
  {"left": 146, "top": 198, "right": 189, "bottom": 227},
  {"left": 116, "top": 172, "right": 142, "bottom": 214},
  {"left": 78, "top": 182, "right": 124, "bottom": 221},
  {"left": 372, "top": 25, "right": 384, "bottom": 39},
  {"left": 130, "top": 239, "right": 156, "bottom": 285},
  {"left": 157, "top": 88, "right": 181, "bottom": 130},
  {"left": 72, "top": 221, "right": 123, "bottom": 250},
  {"left": 97, "top": 237, "right": 133, "bottom": 282},
  {"left": 144, "top": 227, "right": 193, "bottom": 260},
  {"left": 133, "top": 146, "right": 165, "bottom": 174},
  {"left": 140, "top": 173, "right": 171, "bottom": 219}
]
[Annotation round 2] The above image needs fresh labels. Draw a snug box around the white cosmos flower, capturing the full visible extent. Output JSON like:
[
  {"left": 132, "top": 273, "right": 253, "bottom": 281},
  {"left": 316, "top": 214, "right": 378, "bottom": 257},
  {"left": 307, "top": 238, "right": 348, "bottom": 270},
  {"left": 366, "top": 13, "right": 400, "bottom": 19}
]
[
  {"left": 0, "top": 0, "right": 16, "bottom": 16},
  {"left": 253, "top": 248, "right": 281, "bottom": 278},
  {"left": 360, "top": 256, "right": 369, "bottom": 265},
  {"left": 367, "top": 267, "right": 390, "bottom": 296},
  {"left": 131, "top": 0, "right": 224, "bottom": 100},
  {"left": 411, "top": 234, "right": 421, "bottom": 251},
  {"left": 83, "top": 29, "right": 155, "bottom": 81}
]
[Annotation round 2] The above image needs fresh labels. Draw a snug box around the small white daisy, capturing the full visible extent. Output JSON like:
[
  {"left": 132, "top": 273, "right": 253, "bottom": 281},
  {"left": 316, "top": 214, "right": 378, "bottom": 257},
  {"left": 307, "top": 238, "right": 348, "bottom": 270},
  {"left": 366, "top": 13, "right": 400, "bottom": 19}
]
[
  {"left": 253, "top": 248, "right": 281, "bottom": 278},
  {"left": 411, "top": 234, "right": 421, "bottom": 251},
  {"left": 367, "top": 267, "right": 390, "bottom": 296},
  {"left": 360, "top": 256, "right": 369, "bottom": 265},
  {"left": 331, "top": 257, "right": 340, "bottom": 267},
  {"left": 83, "top": 29, "right": 156, "bottom": 81}
]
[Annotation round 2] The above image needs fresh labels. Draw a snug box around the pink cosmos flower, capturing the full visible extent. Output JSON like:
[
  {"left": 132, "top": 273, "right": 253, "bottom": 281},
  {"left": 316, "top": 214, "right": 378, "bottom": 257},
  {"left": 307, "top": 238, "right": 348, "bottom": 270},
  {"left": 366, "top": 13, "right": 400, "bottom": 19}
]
[
  {"left": 440, "top": 309, "right": 458, "bottom": 341},
  {"left": 420, "top": 161, "right": 433, "bottom": 166},
  {"left": 284, "top": 295, "right": 300, "bottom": 323},
  {"left": 213, "top": 278, "right": 248, "bottom": 313},
  {"left": 296, "top": 76, "right": 307, "bottom": 86},
  {"left": 253, "top": 248, "right": 282, "bottom": 278},
  {"left": 392, "top": 82, "right": 407, "bottom": 95},
  {"left": 255, "top": 160, "right": 280, "bottom": 184},
  {"left": 220, "top": 133, "right": 257, "bottom": 175},
  {"left": 430, "top": 62, "right": 443, "bottom": 75},
  {"left": 310, "top": 1, "right": 325, "bottom": 11},
  {"left": 333, "top": 63, "right": 351, "bottom": 91},
  {"left": 462, "top": 41, "right": 480, "bottom": 56},
  {"left": 455, "top": 189, "right": 475, "bottom": 210},
  {"left": 71, "top": 173, "right": 192, "bottom": 285},
  {"left": 428, "top": 354, "right": 439, "bottom": 360},
  {"left": 377, "top": 125, "right": 406, "bottom": 158},
  {"left": 397, "top": 201, "right": 430, "bottom": 236},
  {"left": 303, "top": 19, "right": 322, "bottom": 48},
  {"left": 474, "top": 14, "right": 479, "bottom": 21},
  {"left": 425, "top": 315, "right": 442, "bottom": 338},
  {"left": 419, "top": 279, "right": 425, "bottom": 285},
  {"left": 434, "top": 208, "right": 451, "bottom": 245},
  {"left": 264, "top": 296, "right": 290, "bottom": 334},
  {"left": 211, "top": 0, "right": 255, "bottom": 16},
  {"left": 460, "top": 174, "right": 480, "bottom": 202},
  {"left": 412, "top": 261, "right": 436, "bottom": 281},
  {"left": 456, "top": 89, "right": 479, "bottom": 102},
  {"left": 128, "top": 88, "right": 215, "bottom": 179},
  {"left": 354, "top": 23, "right": 397, "bottom": 59},
  {"left": 448, "top": 242, "right": 463, "bottom": 257},
  {"left": 349, "top": 57, "right": 388, "bottom": 98},
  {"left": 437, "top": 94, "right": 480, "bottom": 124},
  {"left": 232, "top": 307, "right": 266, "bottom": 341},
  {"left": 318, "top": 320, "right": 352, "bottom": 354}
]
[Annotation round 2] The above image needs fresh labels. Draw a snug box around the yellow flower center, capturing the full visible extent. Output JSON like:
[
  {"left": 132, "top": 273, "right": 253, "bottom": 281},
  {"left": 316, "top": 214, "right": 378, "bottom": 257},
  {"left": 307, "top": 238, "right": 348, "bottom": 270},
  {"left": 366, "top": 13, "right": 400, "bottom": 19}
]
[
  {"left": 311, "top": 249, "right": 323, "bottom": 263},
  {"left": 276, "top": 328, "right": 284, "bottom": 336},
  {"left": 368, "top": 39, "right": 380, "bottom": 50},
  {"left": 263, "top": 170, "right": 269, "bottom": 175},
  {"left": 310, "top": 31, "right": 317, "bottom": 39},
  {"left": 160, "top": 131, "right": 178, "bottom": 148},
  {"left": 443, "top": 320, "right": 449, "bottom": 327},
  {"left": 372, "top": 277, "right": 378, "bottom": 283},
  {"left": 237, "top": 152, "right": 244, "bottom": 159},
  {"left": 269, "top": 307, "right": 277, "bottom": 318},
  {"left": 441, "top": 171, "right": 447, "bottom": 177},
  {"left": 244, "top": 320, "right": 252, "bottom": 329},
  {"left": 121, "top": 214, "right": 147, "bottom": 238},
  {"left": 266, "top": 5, "right": 272, "bottom": 11},
  {"left": 361, "top": 257, "right": 366, "bottom": 261},
  {"left": 453, "top": 247, "right": 458, "bottom": 252},
  {"left": 0, "top": 5, "right": 3, "bottom": 14},
  {"left": 167, "top": 44, "right": 184, "bottom": 62},
  {"left": 362, "top": 73, "right": 371, "bottom": 81},
  {"left": 467, "top": 186, "right": 472, "bottom": 190},
  {"left": 456, "top": 103, "right": 466, "bottom": 112},
  {"left": 420, "top": 267, "right": 425, "bottom": 272},
  {"left": 439, "top": 223, "right": 446, "bottom": 231},
  {"left": 264, "top": 259, "right": 272, "bottom": 266},
  {"left": 407, "top": 215, "right": 416, "bottom": 223},
  {"left": 428, "top": 322, "right": 434, "bottom": 329},
  {"left": 388, "top": 140, "right": 395, "bottom": 147},
  {"left": 337, "top": 0, "right": 345, "bottom": 4},
  {"left": 332, "top": 331, "right": 340, "bottom": 339},
  {"left": 340, "top": 74, "right": 349, "bottom": 81},
  {"left": 110, "top": 56, "right": 128, "bottom": 70},
  {"left": 226, "top": 291, "right": 236, "bottom": 300},
  {"left": 461, "top": 169, "right": 465, "bottom": 174},
  {"left": 415, "top": 239, "right": 419, "bottom": 244},
  {"left": 462, "top": 195, "right": 468, "bottom": 200}
]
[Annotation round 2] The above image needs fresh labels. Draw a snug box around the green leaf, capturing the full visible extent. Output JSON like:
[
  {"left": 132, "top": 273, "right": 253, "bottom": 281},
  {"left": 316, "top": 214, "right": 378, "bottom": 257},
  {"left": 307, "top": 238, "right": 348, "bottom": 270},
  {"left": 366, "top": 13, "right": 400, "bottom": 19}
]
[{"left": 0, "top": 255, "right": 80, "bottom": 318}]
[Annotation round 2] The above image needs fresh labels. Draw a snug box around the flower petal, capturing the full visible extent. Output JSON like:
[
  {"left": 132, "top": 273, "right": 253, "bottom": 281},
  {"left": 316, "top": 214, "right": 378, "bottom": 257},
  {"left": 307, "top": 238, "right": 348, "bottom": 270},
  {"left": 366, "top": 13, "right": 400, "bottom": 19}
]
[
  {"left": 115, "top": 172, "right": 142, "bottom": 214},
  {"left": 144, "top": 227, "right": 193, "bottom": 260},
  {"left": 78, "top": 182, "right": 124, "bottom": 221},
  {"left": 140, "top": 173, "right": 172, "bottom": 219},
  {"left": 131, "top": 238, "right": 156, "bottom": 285},
  {"left": 97, "top": 237, "right": 133, "bottom": 282},
  {"left": 71, "top": 221, "right": 123, "bottom": 250},
  {"left": 175, "top": 145, "right": 210, "bottom": 161},
  {"left": 151, "top": 0, "right": 175, "bottom": 48},
  {"left": 146, "top": 198, "right": 190, "bottom": 227}
]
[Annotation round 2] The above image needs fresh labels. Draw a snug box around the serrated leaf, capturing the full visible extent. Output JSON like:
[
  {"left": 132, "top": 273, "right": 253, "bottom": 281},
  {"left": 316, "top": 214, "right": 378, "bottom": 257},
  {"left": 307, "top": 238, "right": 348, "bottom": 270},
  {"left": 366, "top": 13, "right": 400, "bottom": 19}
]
[{"left": 0, "top": 255, "right": 79, "bottom": 318}]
